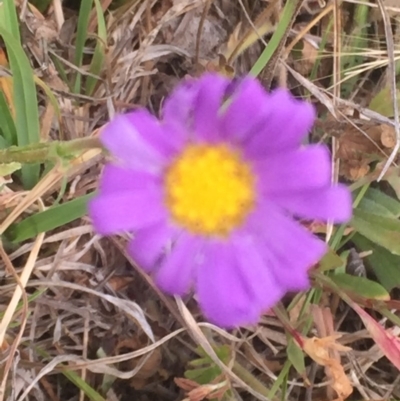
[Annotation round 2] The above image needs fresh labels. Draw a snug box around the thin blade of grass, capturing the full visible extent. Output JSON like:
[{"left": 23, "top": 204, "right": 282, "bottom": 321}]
[
  {"left": 329, "top": 273, "right": 390, "bottom": 300},
  {"left": 85, "top": 0, "right": 107, "bottom": 96},
  {"left": 5, "top": 193, "right": 95, "bottom": 243},
  {"left": 51, "top": 54, "right": 72, "bottom": 91},
  {"left": 1, "top": 0, "right": 20, "bottom": 42},
  {"left": 73, "top": 0, "right": 94, "bottom": 94},
  {"left": 340, "top": 3, "right": 369, "bottom": 97},
  {"left": 0, "top": 289, "right": 45, "bottom": 320},
  {"left": 0, "top": 27, "right": 41, "bottom": 188},
  {"left": 352, "top": 233, "right": 400, "bottom": 291},
  {"left": 34, "top": 76, "right": 62, "bottom": 120},
  {"left": 353, "top": 208, "right": 400, "bottom": 254},
  {"left": 0, "top": 90, "right": 17, "bottom": 147},
  {"left": 61, "top": 370, "right": 107, "bottom": 401},
  {"left": 250, "top": 0, "right": 303, "bottom": 79}
]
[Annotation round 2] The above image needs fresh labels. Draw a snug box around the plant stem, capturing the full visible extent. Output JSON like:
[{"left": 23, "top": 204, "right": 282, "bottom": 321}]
[
  {"left": 272, "top": 305, "right": 304, "bottom": 348},
  {"left": 0, "top": 137, "right": 103, "bottom": 165},
  {"left": 232, "top": 361, "right": 275, "bottom": 400}
]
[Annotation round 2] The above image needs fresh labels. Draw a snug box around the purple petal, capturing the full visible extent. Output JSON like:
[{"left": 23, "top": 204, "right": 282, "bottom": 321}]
[
  {"left": 246, "top": 203, "right": 327, "bottom": 291},
  {"left": 162, "top": 78, "right": 198, "bottom": 134},
  {"left": 269, "top": 185, "right": 352, "bottom": 223},
  {"left": 162, "top": 123, "right": 187, "bottom": 155},
  {"left": 101, "top": 110, "right": 171, "bottom": 173},
  {"left": 99, "top": 164, "right": 159, "bottom": 194},
  {"left": 124, "top": 110, "right": 182, "bottom": 156},
  {"left": 193, "top": 74, "right": 230, "bottom": 142},
  {"left": 155, "top": 233, "right": 201, "bottom": 295},
  {"left": 196, "top": 240, "right": 264, "bottom": 328},
  {"left": 127, "top": 222, "right": 180, "bottom": 273},
  {"left": 219, "top": 76, "right": 269, "bottom": 143},
  {"left": 89, "top": 189, "right": 166, "bottom": 235},
  {"left": 255, "top": 145, "right": 331, "bottom": 195},
  {"left": 243, "top": 89, "right": 316, "bottom": 158},
  {"left": 230, "top": 233, "right": 285, "bottom": 310}
]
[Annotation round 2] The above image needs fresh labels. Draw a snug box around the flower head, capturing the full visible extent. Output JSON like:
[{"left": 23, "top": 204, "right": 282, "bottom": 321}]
[{"left": 89, "top": 74, "right": 352, "bottom": 328}]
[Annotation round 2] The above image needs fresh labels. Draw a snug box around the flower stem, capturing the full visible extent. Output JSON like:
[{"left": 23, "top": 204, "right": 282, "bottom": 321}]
[{"left": 0, "top": 137, "right": 103, "bottom": 165}]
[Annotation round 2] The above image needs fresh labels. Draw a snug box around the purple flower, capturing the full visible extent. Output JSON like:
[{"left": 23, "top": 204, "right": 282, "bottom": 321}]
[{"left": 89, "top": 74, "right": 352, "bottom": 328}]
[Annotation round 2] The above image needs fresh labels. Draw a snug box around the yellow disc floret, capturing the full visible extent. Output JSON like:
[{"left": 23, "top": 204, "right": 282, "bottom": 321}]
[{"left": 164, "top": 144, "right": 256, "bottom": 236}]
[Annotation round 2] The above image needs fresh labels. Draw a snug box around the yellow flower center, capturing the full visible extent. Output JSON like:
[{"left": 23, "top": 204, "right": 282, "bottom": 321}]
[{"left": 164, "top": 144, "right": 256, "bottom": 236}]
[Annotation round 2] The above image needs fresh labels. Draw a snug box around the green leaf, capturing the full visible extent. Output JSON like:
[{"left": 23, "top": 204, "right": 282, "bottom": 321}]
[
  {"left": 386, "top": 174, "right": 400, "bottom": 201},
  {"left": 369, "top": 86, "right": 400, "bottom": 117},
  {"left": 73, "top": 0, "right": 93, "bottom": 93},
  {"left": 340, "top": 3, "right": 369, "bottom": 98},
  {"left": 0, "top": 289, "right": 45, "bottom": 319},
  {"left": 0, "top": 27, "right": 41, "bottom": 188},
  {"left": 85, "top": 0, "right": 107, "bottom": 96},
  {"left": 287, "top": 340, "right": 305, "bottom": 375},
  {"left": 0, "top": 89, "right": 17, "bottom": 146},
  {"left": 96, "top": 348, "right": 116, "bottom": 393},
  {"left": 352, "top": 233, "right": 400, "bottom": 291},
  {"left": 250, "top": 0, "right": 300, "bottom": 77},
  {"left": 0, "top": 136, "right": 8, "bottom": 149},
  {"left": 0, "top": 162, "right": 21, "bottom": 176},
  {"left": 62, "top": 369, "right": 107, "bottom": 401},
  {"left": 51, "top": 54, "right": 71, "bottom": 92},
  {"left": 185, "top": 345, "right": 231, "bottom": 385},
  {"left": 34, "top": 76, "right": 62, "bottom": 122},
  {"left": 34, "top": 345, "right": 107, "bottom": 401},
  {"left": 357, "top": 187, "right": 400, "bottom": 218},
  {"left": 1, "top": 0, "right": 21, "bottom": 42},
  {"left": 5, "top": 193, "right": 94, "bottom": 243},
  {"left": 352, "top": 208, "right": 400, "bottom": 254},
  {"left": 330, "top": 272, "right": 390, "bottom": 300},
  {"left": 318, "top": 248, "right": 344, "bottom": 272}
]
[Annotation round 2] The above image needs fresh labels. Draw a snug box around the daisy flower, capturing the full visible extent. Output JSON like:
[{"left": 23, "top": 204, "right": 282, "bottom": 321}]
[{"left": 89, "top": 74, "right": 352, "bottom": 328}]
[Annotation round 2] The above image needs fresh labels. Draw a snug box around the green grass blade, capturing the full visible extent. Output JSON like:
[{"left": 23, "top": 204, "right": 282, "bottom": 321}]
[
  {"left": 0, "top": 289, "right": 46, "bottom": 319},
  {"left": 31, "top": 346, "right": 106, "bottom": 401},
  {"left": 51, "top": 54, "right": 72, "bottom": 91},
  {"left": 34, "top": 75, "right": 63, "bottom": 136},
  {"left": 0, "top": 27, "right": 41, "bottom": 188},
  {"left": 287, "top": 339, "right": 305, "bottom": 375},
  {"left": 352, "top": 233, "right": 400, "bottom": 291},
  {"left": 62, "top": 370, "right": 107, "bottom": 401},
  {"left": 340, "top": 3, "right": 369, "bottom": 97},
  {"left": 5, "top": 193, "right": 95, "bottom": 243},
  {"left": 352, "top": 208, "right": 400, "bottom": 255},
  {"left": 1, "top": 0, "right": 21, "bottom": 42},
  {"left": 0, "top": 136, "right": 8, "bottom": 149},
  {"left": 0, "top": 90, "right": 17, "bottom": 146},
  {"left": 357, "top": 187, "right": 400, "bottom": 218},
  {"left": 73, "top": 0, "right": 94, "bottom": 94},
  {"left": 330, "top": 273, "right": 390, "bottom": 300},
  {"left": 250, "top": 0, "right": 300, "bottom": 77},
  {"left": 309, "top": 18, "right": 333, "bottom": 83},
  {"left": 85, "top": 0, "right": 107, "bottom": 96}
]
